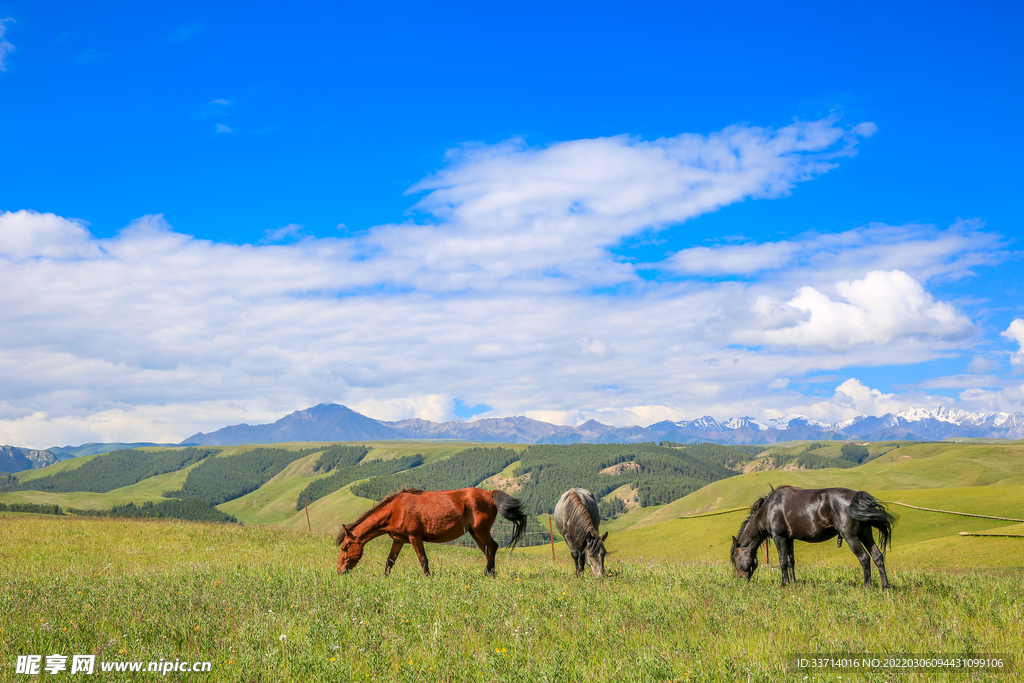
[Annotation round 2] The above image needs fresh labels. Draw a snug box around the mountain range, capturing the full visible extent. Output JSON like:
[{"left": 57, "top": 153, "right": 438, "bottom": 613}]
[
  {"left": 182, "top": 403, "right": 1024, "bottom": 446},
  {"left": 0, "top": 445, "right": 59, "bottom": 473}
]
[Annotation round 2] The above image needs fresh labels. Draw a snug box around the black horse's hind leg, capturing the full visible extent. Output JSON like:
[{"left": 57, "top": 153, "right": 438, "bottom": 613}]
[
  {"left": 786, "top": 540, "right": 796, "bottom": 584},
  {"left": 384, "top": 539, "right": 404, "bottom": 577},
  {"left": 844, "top": 534, "right": 873, "bottom": 587},
  {"left": 860, "top": 529, "right": 891, "bottom": 589}
]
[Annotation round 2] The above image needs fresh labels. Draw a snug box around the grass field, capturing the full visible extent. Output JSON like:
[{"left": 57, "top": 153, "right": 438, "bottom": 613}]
[{"left": 1, "top": 515, "right": 1020, "bottom": 682}]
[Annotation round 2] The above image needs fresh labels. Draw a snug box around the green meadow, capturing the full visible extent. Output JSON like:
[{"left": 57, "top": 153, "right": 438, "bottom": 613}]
[
  {"left": 1, "top": 515, "right": 1021, "bottom": 683},
  {"left": 1, "top": 439, "right": 1023, "bottom": 680}
]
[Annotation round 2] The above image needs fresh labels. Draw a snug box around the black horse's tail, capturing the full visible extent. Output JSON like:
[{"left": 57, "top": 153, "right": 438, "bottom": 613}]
[
  {"left": 492, "top": 490, "right": 528, "bottom": 550},
  {"left": 850, "top": 491, "right": 895, "bottom": 551}
]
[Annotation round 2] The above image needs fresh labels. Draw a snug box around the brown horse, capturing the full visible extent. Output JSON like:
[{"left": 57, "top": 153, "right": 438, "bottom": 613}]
[
  {"left": 336, "top": 487, "right": 528, "bottom": 576},
  {"left": 730, "top": 485, "right": 894, "bottom": 588}
]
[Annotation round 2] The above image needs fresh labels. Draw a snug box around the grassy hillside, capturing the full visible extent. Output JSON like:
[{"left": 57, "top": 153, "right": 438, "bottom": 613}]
[
  {"left": 1, "top": 515, "right": 1020, "bottom": 682},
  {"left": 218, "top": 442, "right": 525, "bottom": 529},
  {"left": 632, "top": 441, "right": 1024, "bottom": 529},
  {"left": 0, "top": 459, "right": 208, "bottom": 509},
  {"left": 217, "top": 449, "right": 328, "bottom": 525},
  {"left": 13, "top": 452, "right": 103, "bottom": 481},
  {"left": 276, "top": 484, "right": 377, "bottom": 534}
]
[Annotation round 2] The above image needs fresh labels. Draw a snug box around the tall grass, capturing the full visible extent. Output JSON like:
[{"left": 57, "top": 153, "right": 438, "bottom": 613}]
[{"left": 1, "top": 515, "right": 1021, "bottom": 682}]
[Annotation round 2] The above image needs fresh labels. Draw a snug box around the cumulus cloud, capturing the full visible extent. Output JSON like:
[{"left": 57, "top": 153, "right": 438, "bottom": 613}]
[
  {"left": 738, "top": 270, "right": 974, "bottom": 351},
  {"left": 0, "top": 210, "right": 103, "bottom": 259},
  {"left": 782, "top": 379, "right": 955, "bottom": 422},
  {"left": 958, "top": 384, "right": 1024, "bottom": 415},
  {"left": 0, "top": 118, "right": 1014, "bottom": 447},
  {"left": 1002, "top": 319, "right": 1024, "bottom": 367}
]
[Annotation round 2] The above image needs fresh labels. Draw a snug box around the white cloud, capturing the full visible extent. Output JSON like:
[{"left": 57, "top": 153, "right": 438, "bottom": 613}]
[
  {"left": 0, "top": 210, "right": 103, "bottom": 259},
  {"left": 670, "top": 240, "right": 801, "bottom": 274},
  {"left": 261, "top": 223, "right": 305, "bottom": 244},
  {"left": 350, "top": 395, "right": 452, "bottom": 423},
  {"left": 0, "top": 18, "right": 14, "bottom": 72},
  {"left": 0, "top": 118, "right": 1015, "bottom": 447},
  {"left": 1002, "top": 319, "right": 1024, "bottom": 367},
  {"left": 215, "top": 124, "right": 233, "bottom": 134},
  {"left": 664, "top": 221, "right": 1008, "bottom": 282},
  {"left": 738, "top": 270, "right": 974, "bottom": 351},
  {"left": 967, "top": 356, "right": 999, "bottom": 374},
  {"left": 917, "top": 374, "right": 1001, "bottom": 389},
  {"left": 784, "top": 379, "right": 954, "bottom": 422},
  {"left": 384, "top": 117, "right": 873, "bottom": 291},
  {"left": 958, "top": 384, "right": 1024, "bottom": 415}
]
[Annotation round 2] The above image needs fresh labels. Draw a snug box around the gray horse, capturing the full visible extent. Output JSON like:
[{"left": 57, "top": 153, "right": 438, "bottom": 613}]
[{"left": 553, "top": 488, "right": 608, "bottom": 577}]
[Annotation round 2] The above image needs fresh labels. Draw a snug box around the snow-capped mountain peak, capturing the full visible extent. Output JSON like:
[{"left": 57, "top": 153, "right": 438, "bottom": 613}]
[{"left": 894, "top": 407, "right": 1008, "bottom": 426}]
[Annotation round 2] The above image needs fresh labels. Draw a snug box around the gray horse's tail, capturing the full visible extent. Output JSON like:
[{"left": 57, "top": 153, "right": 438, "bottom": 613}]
[
  {"left": 850, "top": 491, "right": 895, "bottom": 551},
  {"left": 492, "top": 490, "right": 528, "bottom": 550}
]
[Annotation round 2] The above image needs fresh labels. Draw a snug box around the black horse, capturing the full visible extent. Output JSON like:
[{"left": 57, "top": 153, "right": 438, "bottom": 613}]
[{"left": 730, "top": 485, "right": 894, "bottom": 588}]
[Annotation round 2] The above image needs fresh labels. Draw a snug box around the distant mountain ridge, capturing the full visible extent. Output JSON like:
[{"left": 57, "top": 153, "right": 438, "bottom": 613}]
[
  {"left": 0, "top": 446, "right": 58, "bottom": 473},
  {"left": 182, "top": 403, "right": 1024, "bottom": 446}
]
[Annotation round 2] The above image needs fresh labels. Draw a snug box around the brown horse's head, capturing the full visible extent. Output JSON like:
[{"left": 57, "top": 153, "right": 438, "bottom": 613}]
[
  {"left": 730, "top": 535, "right": 758, "bottom": 581},
  {"left": 336, "top": 525, "right": 365, "bottom": 575},
  {"left": 584, "top": 531, "right": 609, "bottom": 578}
]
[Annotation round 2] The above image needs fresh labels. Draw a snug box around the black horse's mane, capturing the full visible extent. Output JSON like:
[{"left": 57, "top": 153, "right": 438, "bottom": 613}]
[{"left": 735, "top": 495, "right": 767, "bottom": 541}]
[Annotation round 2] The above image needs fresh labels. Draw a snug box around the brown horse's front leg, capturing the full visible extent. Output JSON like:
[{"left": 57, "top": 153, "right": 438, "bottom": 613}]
[
  {"left": 384, "top": 539, "right": 404, "bottom": 577},
  {"left": 409, "top": 536, "right": 431, "bottom": 576}
]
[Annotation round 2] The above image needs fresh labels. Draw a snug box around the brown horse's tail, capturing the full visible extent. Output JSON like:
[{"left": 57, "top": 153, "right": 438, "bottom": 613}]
[
  {"left": 491, "top": 490, "right": 528, "bottom": 550},
  {"left": 850, "top": 491, "right": 895, "bottom": 551}
]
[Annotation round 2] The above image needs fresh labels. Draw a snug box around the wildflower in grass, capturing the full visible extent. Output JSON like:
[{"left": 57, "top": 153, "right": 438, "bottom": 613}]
[{"left": 279, "top": 634, "right": 286, "bottom": 642}]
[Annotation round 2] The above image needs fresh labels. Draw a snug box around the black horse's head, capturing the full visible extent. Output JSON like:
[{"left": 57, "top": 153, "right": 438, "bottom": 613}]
[
  {"left": 730, "top": 535, "right": 758, "bottom": 581},
  {"left": 583, "top": 531, "right": 609, "bottom": 578}
]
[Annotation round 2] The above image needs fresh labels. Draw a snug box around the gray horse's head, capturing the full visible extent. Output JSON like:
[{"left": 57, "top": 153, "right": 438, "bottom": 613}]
[{"left": 584, "top": 531, "right": 609, "bottom": 578}]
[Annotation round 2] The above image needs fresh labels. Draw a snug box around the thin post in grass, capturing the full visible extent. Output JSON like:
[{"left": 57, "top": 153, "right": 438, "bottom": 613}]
[
  {"left": 549, "top": 516, "right": 556, "bottom": 562},
  {"left": 303, "top": 497, "right": 311, "bottom": 533}
]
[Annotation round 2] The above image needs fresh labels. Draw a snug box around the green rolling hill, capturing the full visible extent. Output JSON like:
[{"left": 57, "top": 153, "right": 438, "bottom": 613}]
[{"left": 1, "top": 438, "right": 1021, "bottom": 569}]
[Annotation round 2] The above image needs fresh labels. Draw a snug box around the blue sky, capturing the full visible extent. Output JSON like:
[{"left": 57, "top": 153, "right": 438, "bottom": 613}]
[{"left": 0, "top": 2, "right": 1022, "bottom": 447}]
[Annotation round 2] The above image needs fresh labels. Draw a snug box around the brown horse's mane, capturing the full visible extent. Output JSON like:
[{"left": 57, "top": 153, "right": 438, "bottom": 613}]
[{"left": 336, "top": 488, "right": 424, "bottom": 544}]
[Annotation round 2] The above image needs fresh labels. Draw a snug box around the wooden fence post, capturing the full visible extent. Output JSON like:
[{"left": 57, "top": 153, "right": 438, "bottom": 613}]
[
  {"left": 548, "top": 516, "right": 556, "bottom": 562},
  {"left": 304, "top": 497, "right": 311, "bottom": 533}
]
